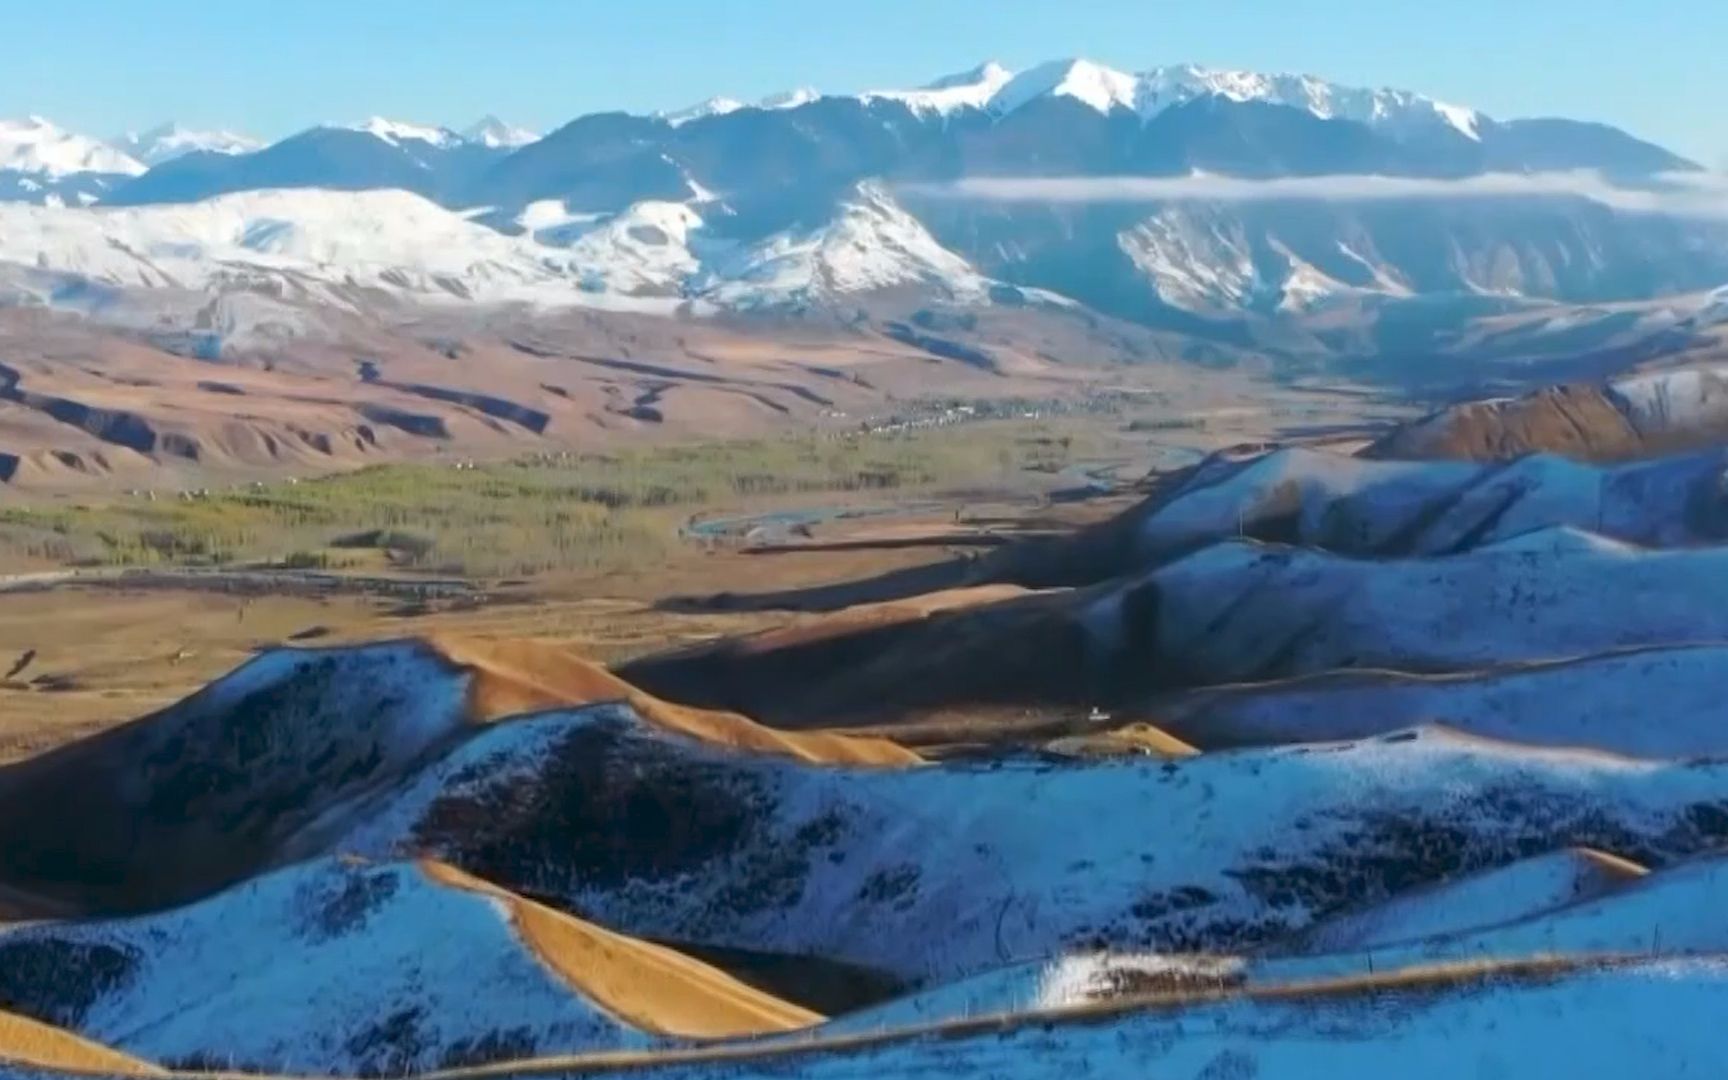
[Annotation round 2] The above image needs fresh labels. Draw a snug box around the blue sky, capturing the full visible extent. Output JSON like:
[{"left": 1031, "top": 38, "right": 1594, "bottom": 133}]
[{"left": 3, "top": 0, "right": 1724, "bottom": 166}]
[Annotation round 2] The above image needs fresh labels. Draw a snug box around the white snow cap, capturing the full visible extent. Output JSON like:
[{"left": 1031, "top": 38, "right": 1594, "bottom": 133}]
[
  {"left": 711, "top": 59, "right": 1484, "bottom": 140},
  {"left": 348, "top": 116, "right": 463, "bottom": 148},
  {"left": 0, "top": 115, "right": 146, "bottom": 177},
  {"left": 862, "top": 61, "right": 1017, "bottom": 116},
  {"left": 986, "top": 60, "right": 1484, "bottom": 140},
  {"left": 462, "top": 115, "right": 539, "bottom": 149},
  {"left": 111, "top": 122, "right": 265, "bottom": 166}
]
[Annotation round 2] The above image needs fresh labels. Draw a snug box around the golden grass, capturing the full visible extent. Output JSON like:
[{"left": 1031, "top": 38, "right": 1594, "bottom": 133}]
[
  {"left": 0, "top": 1009, "right": 165, "bottom": 1075},
  {"left": 417, "top": 861, "right": 822, "bottom": 1038},
  {"left": 1044, "top": 722, "right": 1200, "bottom": 760},
  {"left": 422, "top": 634, "right": 921, "bottom": 767},
  {"left": 1573, "top": 847, "right": 1652, "bottom": 882}
]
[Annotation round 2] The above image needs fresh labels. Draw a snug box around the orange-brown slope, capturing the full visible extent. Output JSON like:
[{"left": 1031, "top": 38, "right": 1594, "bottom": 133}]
[
  {"left": 0, "top": 1009, "right": 163, "bottom": 1077},
  {"left": 419, "top": 860, "right": 822, "bottom": 1039},
  {"left": 1361, "top": 383, "right": 1647, "bottom": 462},
  {"left": 621, "top": 585, "right": 1129, "bottom": 732},
  {"left": 427, "top": 634, "right": 919, "bottom": 766}
]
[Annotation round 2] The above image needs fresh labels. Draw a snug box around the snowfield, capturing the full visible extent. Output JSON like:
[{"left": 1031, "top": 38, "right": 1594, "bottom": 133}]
[
  {"left": 330, "top": 705, "right": 1728, "bottom": 984},
  {"left": 0, "top": 182, "right": 1015, "bottom": 312},
  {"left": 0, "top": 116, "right": 144, "bottom": 177},
  {"left": 1157, "top": 643, "right": 1728, "bottom": 756},
  {"left": 1098, "top": 527, "right": 1728, "bottom": 686},
  {"left": 630, "top": 959, "right": 1728, "bottom": 1079},
  {"left": 0, "top": 858, "right": 674, "bottom": 1073}
]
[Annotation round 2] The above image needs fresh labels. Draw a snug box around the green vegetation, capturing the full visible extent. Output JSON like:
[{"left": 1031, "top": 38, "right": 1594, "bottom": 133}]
[{"left": 0, "top": 424, "right": 1093, "bottom": 578}]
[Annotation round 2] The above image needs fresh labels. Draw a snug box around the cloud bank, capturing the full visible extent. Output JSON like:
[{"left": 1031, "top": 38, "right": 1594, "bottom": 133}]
[{"left": 899, "top": 170, "right": 1728, "bottom": 220}]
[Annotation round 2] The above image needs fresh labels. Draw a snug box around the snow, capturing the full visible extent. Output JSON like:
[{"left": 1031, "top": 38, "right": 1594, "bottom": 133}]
[
  {"left": 823, "top": 954, "right": 1244, "bottom": 1034},
  {"left": 1162, "top": 643, "right": 1728, "bottom": 758},
  {"left": 332, "top": 703, "right": 1728, "bottom": 985},
  {"left": 0, "top": 858, "right": 667, "bottom": 1072},
  {"left": 347, "top": 116, "right": 462, "bottom": 148},
  {"left": 0, "top": 116, "right": 145, "bottom": 177},
  {"left": 1606, "top": 365, "right": 1728, "bottom": 434},
  {"left": 661, "top": 96, "right": 746, "bottom": 127},
  {"left": 1275, "top": 849, "right": 1638, "bottom": 955},
  {"left": 0, "top": 188, "right": 652, "bottom": 307},
  {"left": 665, "top": 88, "right": 818, "bottom": 124},
  {"left": 1117, "top": 209, "right": 1259, "bottom": 312},
  {"left": 862, "top": 62, "right": 1016, "bottom": 116},
  {"left": 700, "top": 183, "right": 990, "bottom": 307},
  {"left": 543, "top": 201, "right": 706, "bottom": 295},
  {"left": 637, "top": 959, "right": 1728, "bottom": 1078},
  {"left": 1260, "top": 851, "right": 1728, "bottom": 984},
  {"left": 976, "top": 60, "right": 1485, "bottom": 138},
  {"left": 1115, "top": 526, "right": 1728, "bottom": 685},
  {"left": 110, "top": 122, "right": 264, "bottom": 166},
  {"left": 1127, "top": 444, "right": 1728, "bottom": 564},
  {"left": 759, "top": 87, "right": 820, "bottom": 110},
  {"left": 989, "top": 59, "right": 1142, "bottom": 116},
  {"left": 461, "top": 115, "right": 538, "bottom": 149},
  {"left": 0, "top": 182, "right": 1001, "bottom": 314}
]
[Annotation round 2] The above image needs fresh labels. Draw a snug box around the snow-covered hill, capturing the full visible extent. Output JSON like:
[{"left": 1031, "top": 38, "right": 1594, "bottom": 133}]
[
  {"left": 1260, "top": 850, "right": 1728, "bottom": 983},
  {"left": 0, "top": 183, "right": 1024, "bottom": 315},
  {"left": 0, "top": 188, "right": 574, "bottom": 304},
  {"left": 701, "top": 184, "right": 992, "bottom": 308},
  {"left": 1110, "top": 527, "right": 1728, "bottom": 686},
  {"left": 1158, "top": 643, "right": 1728, "bottom": 756},
  {"left": 631, "top": 958, "right": 1728, "bottom": 1079},
  {"left": 0, "top": 116, "right": 143, "bottom": 177},
  {"left": 326, "top": 704, "right": 1728, "bottom": 983},
  {"left": 0, "top": 856, "right": 816, "bottom": 1073},
  {"left": 1123, "top": 444, "right": 1728, "bottom": 562}
]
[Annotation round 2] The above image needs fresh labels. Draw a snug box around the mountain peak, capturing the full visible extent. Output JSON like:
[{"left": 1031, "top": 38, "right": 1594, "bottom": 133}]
[
  {"left": 989, "top": 58, "right": 1142, "bottom": 116},
  {"left": 110, "top": 122, "right": 264, "bottom": 166},
  {"left": 350, "top": 116, "right": 462, "bottom": 148},
  {"left": 758, "top": 87, "right": 820, "bottom": 110},
  {"left": 462, "top": 115, "right": 538, "bottom": 149},
  {"left": 0, "top": 115, "right": 145, "bottom": 177},
  {"left": 978, "top": 58, "right": 1485, "bottom": 140},
  {"left": 863, "top": 62, "right": 1017, "bottom": 116},
  {"left": 661, "top": 96, "right": 747, "bottom": 127}
]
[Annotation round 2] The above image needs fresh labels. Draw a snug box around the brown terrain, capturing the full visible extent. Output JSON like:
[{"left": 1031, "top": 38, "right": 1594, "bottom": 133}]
[
  {"left": 0, "top": 1009, "right": 164, "bottom": 1076},
  {"left": 0, "top": 300, "right": 1294, "bottom": 492},
  {"left": 416, "top": 860, "right": 824, "bottom": 1038}
]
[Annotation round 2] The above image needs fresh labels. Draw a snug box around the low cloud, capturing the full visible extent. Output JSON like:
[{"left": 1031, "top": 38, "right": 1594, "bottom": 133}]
[{"left": 899, "top": 170, "right": 1728, "bottom": 220}]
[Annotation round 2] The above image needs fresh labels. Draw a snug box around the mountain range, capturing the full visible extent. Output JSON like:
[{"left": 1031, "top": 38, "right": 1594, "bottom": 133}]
[{"left": 0, "top": 58, "right": 1724, "bottom": 375}]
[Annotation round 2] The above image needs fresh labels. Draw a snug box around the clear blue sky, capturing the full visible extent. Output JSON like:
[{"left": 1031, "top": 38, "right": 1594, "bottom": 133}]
[{"left": 4, "top": 0, "right": 1724, "bottom": 166}]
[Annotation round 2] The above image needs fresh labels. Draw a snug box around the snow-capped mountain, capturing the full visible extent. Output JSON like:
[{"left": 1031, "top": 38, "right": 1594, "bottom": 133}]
[
  {"left": 102, "top": 119, "right": 517, "bottom": 207},
  {"left": 0, "top": 115, "right": 144, "bottom": 177},
  {"left": 0, "top": 184, "right": 1030, "bottom": 315},
  {"left": 983, "top": 59, "right": 1483, "bottom": 140},
  {"left": 701, "top": 183, "right": 992, "bottom": 308},
  {"left": 462, "top": 114, "right": 538, "bottom": 148},
  {"left": 860, "top": 61, "right": 1017, "bottom": 116},
  {"left": 659, "top": 87, "right": 819, "bottom": 126},
  {"left": 110, "top": 122, "right": 264, "bottom": 166},
  {"left": 347, "top": 115, "right": 463, "bottom": 148},
  {"left": 0, "top": 189, "right": 578, "bottom": 303}
]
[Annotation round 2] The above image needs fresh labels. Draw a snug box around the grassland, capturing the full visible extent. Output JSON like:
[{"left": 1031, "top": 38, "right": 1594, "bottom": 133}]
[{"left": 0, "top": 423, "right": 1095, "bottom": 579}]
